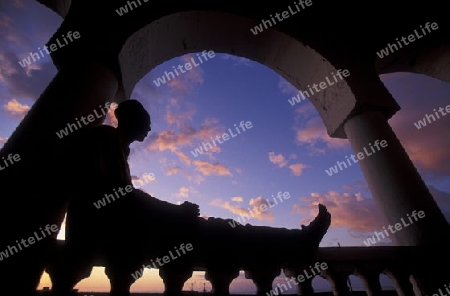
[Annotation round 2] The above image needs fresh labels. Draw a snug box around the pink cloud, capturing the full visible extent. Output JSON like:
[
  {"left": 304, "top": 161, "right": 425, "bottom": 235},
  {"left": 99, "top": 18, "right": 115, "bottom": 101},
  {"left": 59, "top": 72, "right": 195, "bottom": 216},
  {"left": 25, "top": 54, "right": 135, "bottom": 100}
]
[
  {"left": 291, "top": 190, "right": 384, "bottom": 233},
  {"left": 268, "top": 151, "right": 288, "bottom": 168},
  {"left": 164, "top": 54, "right": 205, "bottom": 93},
  {"left": 211, "top": 196, "right": 274, "bottom": 222},
  {"left": 232, "top": 196, "right": 244, "bottom": 203},
  {"left": 192, "top": 160, "right": 232, "bottom": 176},
  {"left": 289, "top": 163, "right": 308, "bottom": 176},
  {"left": 173, "top": 186, "right": 197, "bottom": 198},
  {"left": 3, "top": 99, "right": 30, "bottom": 118},
  {"left": 380, "top": 72, "right": 450, "bottom": 176},
  {"left": 166, "top": 166, "right": 182, "bottom": 176},
  {"left": 389, "top": 109, "right": 450, "bottom": 175},
  {"left": 294, "top": 116, "right": 348, "bottom": 154}
]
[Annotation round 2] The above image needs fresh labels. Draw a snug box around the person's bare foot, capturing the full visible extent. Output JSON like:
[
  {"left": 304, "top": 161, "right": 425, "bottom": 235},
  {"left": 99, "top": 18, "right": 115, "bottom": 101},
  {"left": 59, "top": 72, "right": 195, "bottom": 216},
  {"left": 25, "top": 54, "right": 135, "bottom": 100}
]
[{"left": 298, "top": 204, "right": 331, "bottom": 249}]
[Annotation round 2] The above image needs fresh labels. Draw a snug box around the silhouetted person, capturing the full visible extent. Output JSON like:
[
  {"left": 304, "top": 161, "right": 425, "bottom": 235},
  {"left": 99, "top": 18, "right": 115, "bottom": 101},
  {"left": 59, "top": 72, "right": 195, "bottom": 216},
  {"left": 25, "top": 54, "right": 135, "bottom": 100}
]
[
  {"left": 51, "top": 100, "right": 200, "bottom": 296},
  {"left": 50, "top": 99, "right": 332, "bottom": 296}
]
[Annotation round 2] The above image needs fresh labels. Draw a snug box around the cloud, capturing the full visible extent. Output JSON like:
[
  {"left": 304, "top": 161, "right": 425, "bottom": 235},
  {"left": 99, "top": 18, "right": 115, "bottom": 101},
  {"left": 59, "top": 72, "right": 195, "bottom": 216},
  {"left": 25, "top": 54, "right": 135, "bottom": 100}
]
[
  {"left": 163, "top": 54, "right": 206, "bottom": 93},
  {"left": 268, "top": 151, "right": 308, "bottom": 177},
  {"left": 174, "top": 186, "right": 191, "bottom": 198},
  {"left": 290, "top": 183, "right": 450, "bottom": 245},
  {"left": 164, "top": 104, "right": 196, "bottom": 128},
  {"left": 231, "top": 196, "right": 244, "bottom": 203},
  {"left": 174, "top": 150, "right": 192, "bottom": 165},
  {"left": 146, "top": 117, "right": 223, "bottom": 156},
  {"left": 291, "top": 190, "right": 384, "bottom": 233},
  {"left": 0, "top": 52, "right": 56, "bottom": 100},
  {"left": 268, "top": 151, "right": 288, "bottom": 168},
  {"left": 145, "top": 104, "right": 233, "bottom": 182},
  {"left": 380, "top": 72, "right": 450, "bottom": 177},
  {"left": 166, "top": 166, "right": 182, "bottom": 176},
  {"left": 289, "top": 163, "right": 308, "bottom": 176},
  {"left": 249, "top": 196, "right": 275, "bottom": 221},
  {"left": 390, "top": 112, "right": 450, "bottom": 175},
  {"left": 294, "top": 116, "right": 348, "bottom": 155},
  {"left": 181, "top": 55, "right": 205, "bottom": 82},
  {"left": 157, "top": 100, "right": 223, "bottom": 160},
  {"left": 210, "top": 199, "right": 247, "bottom": 215},
  {"left": 186, "top": 173, "right": 205, "bottom": 185},
  {"left": 192, "top": 160, "right": 232, "bottom": 176},
  {"left": 3, "top": 98, "right": 30, "bottom": 118},
  {"left": 210, "top": 196, "right": 274, "bottom": 222},
  {"left": 0, "top": 1, "right": 61, "bottom": 102}
]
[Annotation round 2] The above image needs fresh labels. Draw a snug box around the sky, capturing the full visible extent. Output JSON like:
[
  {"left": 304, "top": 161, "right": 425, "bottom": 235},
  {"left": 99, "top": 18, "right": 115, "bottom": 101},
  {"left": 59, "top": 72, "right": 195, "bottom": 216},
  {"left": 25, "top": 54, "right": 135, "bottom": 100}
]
[{"left": 1, "top": 0, "right": 450, "bottom": 294}]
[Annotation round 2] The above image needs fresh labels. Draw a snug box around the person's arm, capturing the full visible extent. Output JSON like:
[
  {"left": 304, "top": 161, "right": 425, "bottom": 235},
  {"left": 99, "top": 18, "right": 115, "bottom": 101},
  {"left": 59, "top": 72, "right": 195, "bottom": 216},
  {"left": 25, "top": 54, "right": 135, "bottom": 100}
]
[{"left": 134, "top": 189, "right": 199, "bottom": 218}]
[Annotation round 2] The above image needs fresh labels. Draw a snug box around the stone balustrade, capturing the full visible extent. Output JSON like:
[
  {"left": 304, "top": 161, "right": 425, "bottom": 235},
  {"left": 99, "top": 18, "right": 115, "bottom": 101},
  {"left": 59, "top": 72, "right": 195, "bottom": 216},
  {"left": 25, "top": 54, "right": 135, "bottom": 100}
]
[{"left": 46, "top": 241, "right": 450, "bottom": 296}]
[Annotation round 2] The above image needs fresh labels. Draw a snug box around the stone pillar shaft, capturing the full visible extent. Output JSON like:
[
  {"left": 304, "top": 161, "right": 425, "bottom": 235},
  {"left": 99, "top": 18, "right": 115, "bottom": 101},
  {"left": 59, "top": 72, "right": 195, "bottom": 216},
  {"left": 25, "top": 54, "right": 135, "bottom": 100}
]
[
  {"left": 344, "top": 111, "right": 450, "bottom": 246},
  {"left": 327, "top": 273, "right": 351, "bottom": 296},
  {"left": 245, "top": 268, "right": 281, "bottom": 296},
  {"left": 0, "top": 61, "right": 119, "bottom": 294},
  {"left": 358, "top": 273, "right": 382, "bottom": 296},
  {"left": 159, "top": 267, "right": 193, "bottom": 296},
  {"left": 385, "top": 271, "right": 415, "bottom": 296},
  {"left": 205, "top": 268, "right": 240, "bottom": 296}
]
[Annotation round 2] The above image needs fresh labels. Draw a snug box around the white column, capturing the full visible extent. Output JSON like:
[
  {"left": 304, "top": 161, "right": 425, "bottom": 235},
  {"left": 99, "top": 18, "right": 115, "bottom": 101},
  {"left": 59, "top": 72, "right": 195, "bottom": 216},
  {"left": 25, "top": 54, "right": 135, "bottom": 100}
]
[{"left": 344, "top": 111, "right": 450, "bottom": 246}]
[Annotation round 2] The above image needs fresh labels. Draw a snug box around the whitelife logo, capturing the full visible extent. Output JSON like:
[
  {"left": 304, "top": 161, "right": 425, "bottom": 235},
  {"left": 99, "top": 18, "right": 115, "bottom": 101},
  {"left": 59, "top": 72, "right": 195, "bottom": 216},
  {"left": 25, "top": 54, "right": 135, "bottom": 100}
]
[
  {"left": 153, "top": 50, "right": 215, "bottom": 87},
  {"left": 131, "top": 243, "right": 193, "bottom": 280},
  {"left": 18, "top": 31, "right": 81, "bottom": 68},
  {"left": 250, "top": 0, "right": 313, "bottom": 35},
  {"left": 288, "top": 69, "right": 350, "bottom": 106},
  {"left": 363, "top": 210, "right": 425, "bottom": 246},
  {"left": 55, "top": 102, "right": 114, "bottom": 139},
  {"left": 115, "top": 0, "right": 149, "bottom": 16},
  {"left": 228, "top": 191, "right": 290, "bottom": 228},
  {"left": 190, "top": 120, "right": 252, "bottom": 157},
  {"left": 266, "top": 262, "right": 328, "bottom": 296},
  {"left": 325, "top": 139, "right": 388, "bottom": 176},
  {"left": 414, "top": 104, "right": 450, "bottom": 130},
  {"left": 0, "top": 224, "right": 59, "bottom": 261},
  {"left": 0, "top": 153, "right": 21, "bottom": 171},
  {"left": 376, "top": 22, "right": 439, "bottom": 59}
]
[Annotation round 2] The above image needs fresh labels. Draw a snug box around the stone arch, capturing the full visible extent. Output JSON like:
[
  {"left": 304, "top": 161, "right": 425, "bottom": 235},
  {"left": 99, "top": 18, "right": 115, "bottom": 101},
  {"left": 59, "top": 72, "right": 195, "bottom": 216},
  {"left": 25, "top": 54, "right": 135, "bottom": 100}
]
[{"left": 118, "top": 10, "right": 357, "bottom": 138}]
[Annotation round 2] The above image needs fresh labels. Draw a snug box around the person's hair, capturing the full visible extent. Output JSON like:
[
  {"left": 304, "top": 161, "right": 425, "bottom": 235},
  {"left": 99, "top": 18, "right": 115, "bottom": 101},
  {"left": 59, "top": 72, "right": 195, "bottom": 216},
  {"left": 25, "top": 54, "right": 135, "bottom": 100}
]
[{"left": 114, "top": 99, "right": 150, "bottom": 126}]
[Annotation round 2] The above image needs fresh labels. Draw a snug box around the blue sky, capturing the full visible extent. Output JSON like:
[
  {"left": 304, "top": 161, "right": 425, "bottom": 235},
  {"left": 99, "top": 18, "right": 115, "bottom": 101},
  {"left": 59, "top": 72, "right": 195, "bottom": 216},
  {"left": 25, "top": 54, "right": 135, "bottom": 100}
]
[{"left": 1, "top": 0, "right": 450, "bottom": 293}]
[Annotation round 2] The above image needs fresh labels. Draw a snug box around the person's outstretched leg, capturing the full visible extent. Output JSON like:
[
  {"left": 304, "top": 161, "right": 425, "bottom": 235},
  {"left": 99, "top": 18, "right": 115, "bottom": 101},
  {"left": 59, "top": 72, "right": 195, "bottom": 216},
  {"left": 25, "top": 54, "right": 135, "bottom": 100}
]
[
  {"left": 123, "top": 189, "right": 331, "bottom": 266},
  {"left": 195, "top": 204, "right": 331, "bottom": 265}
]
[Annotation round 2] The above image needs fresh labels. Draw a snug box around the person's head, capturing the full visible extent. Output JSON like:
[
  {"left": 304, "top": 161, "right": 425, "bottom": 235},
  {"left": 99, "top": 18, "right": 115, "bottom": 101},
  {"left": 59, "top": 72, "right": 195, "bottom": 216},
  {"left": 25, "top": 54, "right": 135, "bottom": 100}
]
[{"left": 114, "top": 99, "right": 151, "bottom": 142}]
